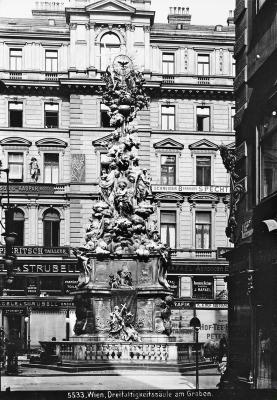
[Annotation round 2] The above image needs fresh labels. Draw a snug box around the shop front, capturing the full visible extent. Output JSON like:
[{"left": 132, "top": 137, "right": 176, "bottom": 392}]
[
  {"left": 168, "top": 261, "right": 228, "bottom": 343},
  {"left": 0, "top": 250, "right": 79, "bottom": 351}
]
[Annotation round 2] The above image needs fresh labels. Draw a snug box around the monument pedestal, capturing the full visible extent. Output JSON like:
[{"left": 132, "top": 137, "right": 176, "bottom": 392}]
[{"left": 73, "top": 254, "right": 172, "bottom": 340}]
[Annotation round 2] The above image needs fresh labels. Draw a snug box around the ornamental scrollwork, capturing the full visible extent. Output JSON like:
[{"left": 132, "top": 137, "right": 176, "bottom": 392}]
[{"left": 219, "top": 144, "right": 246, "bottom": 242}]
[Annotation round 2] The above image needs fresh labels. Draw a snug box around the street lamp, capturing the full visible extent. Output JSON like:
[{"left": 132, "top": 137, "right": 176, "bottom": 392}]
[
  {"left": 65, "top": 308, "right": 70, "bottom": 341},
  {"left": 190, "top": 316, "right": 201, "bottom": 389},
  {"left": 24, "top": 309, "right": 31, "bottom": 359},
  {"left": 0, "top": 167, "right": 17, "bottom": 284}
]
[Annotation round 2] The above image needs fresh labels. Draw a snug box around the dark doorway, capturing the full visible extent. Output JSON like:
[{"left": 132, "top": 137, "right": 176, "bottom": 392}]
[{"left": 7, "top": 315, "right": 25, "bottom": 353}]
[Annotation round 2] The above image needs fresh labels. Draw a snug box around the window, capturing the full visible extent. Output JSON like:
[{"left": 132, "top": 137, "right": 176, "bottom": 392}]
[
  {"left": 261, "top": 130, "right": 277, "bottom": 198},
  {"left": 43, "top": 209, "right": 60, "bottom": 247},
  {"left": 162, "top": 53, "right": 175, "bottom": 74},
  {"left": 9, "top": 102, "right": 23, "bottom": 127},
  {"left": 161, "top": 105, "right": 175, "bottom": 130},
  {"left": 44, "top": 103, "right": 59, "bottom": 128},
  {"left": 101, "top": 104, "right": 111, "bottom": 127},
  {"left": 256, "top": 0, "right": 267, "bottom": 12},
  {"left": 100, "top": 33, "right": 120, "bottom": 70},
  {"left": 10, "top": 49, "right": 22, "bottom": 70},
  {"left": 195, "top": 212, "right": 211, "bottom": 249},
  {"left": 196, "top": 156, "right": 211, "bottom": 185},
  {"left": 196, "top": 107, "right": 210, "bottom": 131},
  {"left": 180, "top": 276, "right": 191, "bottom": 297},
  {"left": 160, "top": 211, "right": 176, "bottom": 248},
  {"left": 44, "top": 153, "right": 59, "bottom": 183},
  {"left": 231, "top": 107, "right": 235, "bottom": 131},
  {"left": 192, "top": 277, "right": 214, "bottom": 299},
  {"left": 12, "top": 209, "right": 24, "bottom": 246},
  {"left": 197, "top": 54, "right": 210, "bottom": 75},
  {"left": 8, "top": 152, "right": 24, "bottom": 181},
  {"left": 232, "top": 56, "right": 236, "bottom": 77},
  {"left": 45, "top": 50, "right": 58, "bottom": 72},
  {"left": 161, "top": 155, "right": 176, "bottom": 185},
  {"left": 40, "top": 276, "right": 61, "bottom": 294}
]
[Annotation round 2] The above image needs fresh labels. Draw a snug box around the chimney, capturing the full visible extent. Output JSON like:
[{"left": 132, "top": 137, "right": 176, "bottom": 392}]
[
  {"left": 167, "top": 7, "right": 191, "bottom": 25},
  {"left": 227, "top": 10, "right": 234, "bottom": 26}
]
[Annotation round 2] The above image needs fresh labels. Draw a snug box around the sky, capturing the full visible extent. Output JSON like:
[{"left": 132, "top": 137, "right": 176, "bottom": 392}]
[{"left": 0, "top": 0, "right": 235, "bottom": 25}]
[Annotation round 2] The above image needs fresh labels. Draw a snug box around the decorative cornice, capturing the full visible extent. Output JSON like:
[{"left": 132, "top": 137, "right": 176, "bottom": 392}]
[
  {"left": 189, "top": 193, "right": 219, "bottom": 203},
  {"left": 189, "top": 138, "right": 218, "bottom": 152},
  {"left": 154, "top": 138, "right": 184, "bottom": 150},
  {"left": 35, "top": 138, "right": 68, "bottom": 148},
  {"left": 155, "top": 193, "right": 183, "bottom": 202},
  {"left": 0, "top": 137, "right": 32, "bottom": 147}
]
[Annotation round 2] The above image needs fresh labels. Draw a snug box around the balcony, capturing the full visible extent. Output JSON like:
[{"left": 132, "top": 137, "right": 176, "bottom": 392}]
[
  {"left": 151, "top": 73, "right": 234, "bottom": 88},
  {"left": 171, "top": 249, "right": 217, "bottom": 259},
  {"left": 162, "top": 75, "right": 175, "bottom": 84},
  {"left": 197, "top": 77, "right": 210, "bottom": 85},
  {"left": 9, "top": 71, "right": 22, "bottom": 80},
  {"left": 45, "top": 72, "right": 59, "bottom": 81},
  {"left": 0, "top": 69, "right": 68, "bottom": 82}
]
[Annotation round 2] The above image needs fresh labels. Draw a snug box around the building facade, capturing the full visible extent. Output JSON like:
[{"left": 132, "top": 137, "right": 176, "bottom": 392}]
[
  {"left": 226, "top": 0, "right": 277, "bottom": 389},
  {"left": 0, "top": 0, "right": 234, "bottom": 351}
]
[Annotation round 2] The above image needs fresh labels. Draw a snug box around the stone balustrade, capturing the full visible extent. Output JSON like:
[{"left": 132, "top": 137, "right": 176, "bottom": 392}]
[{"left": 40, "top": 341, "right": 205, "bottom": 363}]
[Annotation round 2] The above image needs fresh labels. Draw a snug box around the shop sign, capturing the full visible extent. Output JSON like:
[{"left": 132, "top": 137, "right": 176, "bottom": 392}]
[
  {"left": 172, "top": 300, "right": 228, "bottom": 309},
  {"left": 3, "top": 308, "right": 26, "bottom": 316},
  {"left": 64, "top": 279, "right": 78, "bottom": 294},
  {"left": 172, "top": 301, "right": 193, "bottom": 309},
  {"left": 195, "top": 303, "right": 228, "bottom": 309},
  {"left": 197, "top": 309, "right": 228, "bottom": 341},
  {"left": 0, "top": 183, "right": 55, "bottom": 194},
  {"left": 169, "top": 264, "right": 229, "bottom": 274},
  {"left": 26, "top": 277, "right": 40, "bottom": 296},
  {"left": 152, "top": 185, "right": 229, "bottom": 194},
  {"left": 0, "top": 299, "right": 75, "bottom": 310},
  {"left": 241, "top": 218, "right": 253, "bottom": 239},
  {"left": 0, "top": 246, "right": 71, "bottom": 257},
  {"left": 217, "top": 247, "right": 232, "bottom": 259},
  {"left": 192, "top": 277, "right": 213, "bottom": 299},
  {"left": 0, "top": 260, "right": 79, "bottom": 274}
]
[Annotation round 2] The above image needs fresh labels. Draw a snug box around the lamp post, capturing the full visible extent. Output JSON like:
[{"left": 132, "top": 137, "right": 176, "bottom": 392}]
[
  {"left": 190, "top": 316, "right": 201, "bottom": 389},
  {"left": 24, "top": 308, "right": 31, "bottom": 359},
  {"left": 0, "top": 167, "right": 17, "bottom": 284},
  {"left": 65, "top": 308, "right": 70, "bottom": 341}
]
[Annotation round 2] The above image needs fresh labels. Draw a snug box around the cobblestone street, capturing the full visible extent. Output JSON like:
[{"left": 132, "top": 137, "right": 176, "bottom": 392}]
[{"left": 0, "top": 367, "right": 220, "bottom": 391}]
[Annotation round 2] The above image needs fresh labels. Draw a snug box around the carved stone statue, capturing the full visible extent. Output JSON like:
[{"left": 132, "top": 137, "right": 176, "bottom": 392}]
[
  {"left": 29, "top": 157, "right": 40, "bottom": 182},
  {"left": 75, "top": 54, "right": 170, "bottom": 282},
  {"left": 160, "top": 295, "right": 174, "bottom": 336},
  {"left": 219, "top": 144, "right": 245, "bottom": 243},
  {"left": 109, "top": 303, "right": 140, "bottom": 342}
]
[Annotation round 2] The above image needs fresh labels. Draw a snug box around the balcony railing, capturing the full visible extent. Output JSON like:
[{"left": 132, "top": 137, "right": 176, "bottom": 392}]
[
  {"left": 162, "top": 75, "right": 175, "bottom": 84},
  {"left": 0, "top": 70, "right": 68, "bottom": 81},
  {"left": 151, "top": 73, "right": 234, "bottom": 87},
  {"left": 45, "top": 72, "right": 59, "bottom": 81},
  {"left": 197, "top": 77, "right": 210, "bottom": 85},
  {"left": 9, "top": 72, "right": 22, "bottom": 80},
  {"left": 1, "top": 70, "right": 234, "bottom": 88},
  {"left": 170, "top": 249, "right": 218, "bottom": 259},
  {"left": 195, "top": 250, "right": 213, "bottom": 258}
]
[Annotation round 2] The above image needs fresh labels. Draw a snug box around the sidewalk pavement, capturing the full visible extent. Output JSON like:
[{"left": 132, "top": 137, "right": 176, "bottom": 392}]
[{"left": 1, "top": 365, "right": 221, "bottom": 391}]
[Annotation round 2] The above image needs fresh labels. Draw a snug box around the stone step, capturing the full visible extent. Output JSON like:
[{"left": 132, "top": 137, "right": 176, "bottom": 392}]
[{"left": 23, "top": 361, "right": 216, "bottom": 373}]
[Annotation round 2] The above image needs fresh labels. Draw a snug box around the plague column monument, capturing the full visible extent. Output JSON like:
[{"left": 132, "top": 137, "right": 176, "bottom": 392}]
[{"left": 66, "top": 56, "right": 175, "bottom": 363}]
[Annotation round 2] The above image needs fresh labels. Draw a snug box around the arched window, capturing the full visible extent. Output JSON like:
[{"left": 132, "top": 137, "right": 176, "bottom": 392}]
[
  {"left": 43, "top": 209, "right": 60, "bottom": 247},
  {"left": 100, "top": 33, "right": 120, "bottom": 70},
  {"left": 10, "top": 208, "right": 24, "bottom": 245}
]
